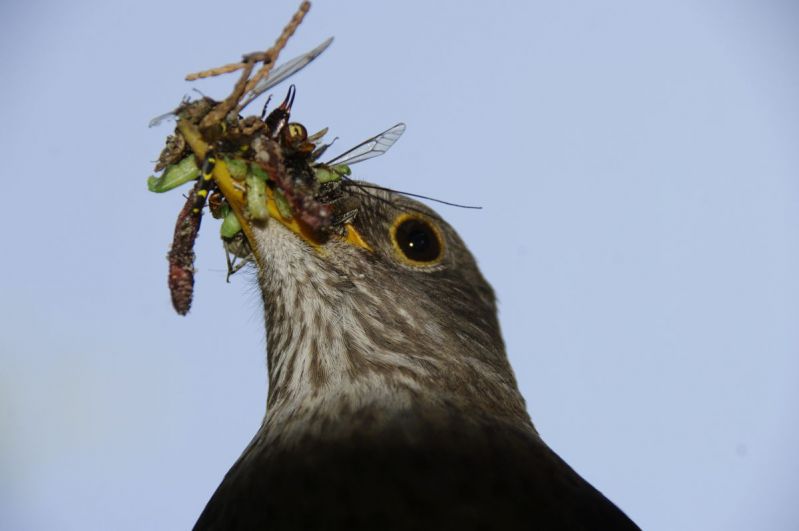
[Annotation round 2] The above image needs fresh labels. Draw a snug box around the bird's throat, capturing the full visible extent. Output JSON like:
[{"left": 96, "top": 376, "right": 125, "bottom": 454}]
[{"left": 250, "top": 219, "right": 533, "bottom": 450}]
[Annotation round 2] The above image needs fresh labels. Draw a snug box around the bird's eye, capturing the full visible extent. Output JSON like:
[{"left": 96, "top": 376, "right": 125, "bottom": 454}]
[{"left": 390, "top": 215, "right": 444, "bottom": 265}]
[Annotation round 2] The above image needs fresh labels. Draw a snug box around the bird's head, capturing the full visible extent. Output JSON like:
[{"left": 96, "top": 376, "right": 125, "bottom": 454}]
[{"left": 222, "top": 177, "right": 533, "bottom": 443}]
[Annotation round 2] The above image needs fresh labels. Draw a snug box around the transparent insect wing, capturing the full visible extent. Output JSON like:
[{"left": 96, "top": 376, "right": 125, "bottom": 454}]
[
  {"left": 241, "top": 37, "right": 334, "bottom": 108},
  {"left": 326, "top": 123, "right": 406, "bottom": 166},
  {"left": 148, "top": 93, "right": 195, "bottom": 128},
  {"left": 148, "top": 110, "right": 177, "bottom": 128}
]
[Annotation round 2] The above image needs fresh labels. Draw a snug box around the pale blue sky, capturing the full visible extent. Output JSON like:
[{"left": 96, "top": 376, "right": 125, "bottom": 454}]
[{"left": 1, "top": 1, "right": 797, "bottom": 530}]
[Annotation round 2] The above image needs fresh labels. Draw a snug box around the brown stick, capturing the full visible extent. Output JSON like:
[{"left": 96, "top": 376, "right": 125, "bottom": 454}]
[
  {"left": 198, "top": 61, "right": 255, "bottom": 130},
  {"left": 245, "top": 1, "right": 311, "bottom": 93},
  {"left": 185, "top": 62, "right": 247, "bottom": 81},
  {"left": 184, "top": 1, "right": 311, "bottom": 83}
]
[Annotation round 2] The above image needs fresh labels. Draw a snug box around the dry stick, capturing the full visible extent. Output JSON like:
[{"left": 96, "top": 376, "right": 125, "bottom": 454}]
[
  {"left": 185, "top": 61, "right": 247, "bottom": 81},
  {"left": 183, "top": 1, "right": 311, "bottom": 82},
  {"left": 199, "top": 61, "right": 255, "bottom": 130},
  {"left": 245, "top": 1, "right": 311, "bottom": 93}
]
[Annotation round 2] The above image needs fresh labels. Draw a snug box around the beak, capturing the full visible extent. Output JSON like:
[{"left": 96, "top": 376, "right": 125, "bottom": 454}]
[{"left": 177, "top": 120, "right": 371, "bottom": 262}]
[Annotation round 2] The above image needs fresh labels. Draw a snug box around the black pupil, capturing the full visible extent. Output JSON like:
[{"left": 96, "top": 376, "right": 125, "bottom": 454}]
[{"left": 395, "top": 219, "right": 441, "bottom": 262}]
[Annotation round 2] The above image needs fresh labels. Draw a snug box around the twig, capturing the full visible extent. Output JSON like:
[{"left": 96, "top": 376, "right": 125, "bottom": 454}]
[
  {"left": 183, "top": 1, "right": 311, "bottom": 83},
  {"left": 199, "top": 61, "right": 254, "bottom": 130},
  {"left": 245, "top": 1, "right": 311, "bottom": 93},
  {"left": 185, "top": 61, "right": 248, "bottom": 81}
]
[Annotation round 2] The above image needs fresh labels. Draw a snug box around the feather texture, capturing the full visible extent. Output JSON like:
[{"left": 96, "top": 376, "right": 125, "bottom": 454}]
[{"left": 194, "top": 186, "right": 640, "bottom": 530}]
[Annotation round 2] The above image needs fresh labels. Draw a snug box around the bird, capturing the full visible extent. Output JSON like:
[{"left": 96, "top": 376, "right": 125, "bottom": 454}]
[{"left": 192, "top": 181, "right": 641, "bottom": 530}]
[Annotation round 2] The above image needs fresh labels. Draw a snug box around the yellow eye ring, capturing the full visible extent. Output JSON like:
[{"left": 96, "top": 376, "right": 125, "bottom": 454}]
[{"left": 389, "top": 213, "right": 445, "bottom": 266}]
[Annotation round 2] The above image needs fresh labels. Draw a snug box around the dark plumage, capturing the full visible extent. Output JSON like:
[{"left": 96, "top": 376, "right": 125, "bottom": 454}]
[{"left": 194, "top": 184, "right": 640, "bottom": 530}]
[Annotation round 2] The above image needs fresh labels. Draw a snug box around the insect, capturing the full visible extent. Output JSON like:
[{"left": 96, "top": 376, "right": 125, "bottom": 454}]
[
  {"left": 326, "top": 122, "right": 406, "bottom": 167},
  {"left": 160, "top": 114, "right": 431, "bottom": 314},
  {"left": 151, "top": 2, "right": 329, "bottom": 314},
  {"left": 150, "top": 2, "right": 426, "bottom": 313},
  {"left": 156, "top": 76, "right": 326, "bottom": 314},
  {"left": 166, "top": 153, "right": 217, "bottom": 315},
  {"left": 223, "top": 231, "right": 253, "bottom": 282},
  {"left": 148, "top": 37, "right": 333, "bottom": 129},
  {"left": 315, "top": 123, "right": 481, "bottom": 215},
  {"left": 239, "top": 37, "right": 333, "bottom": 111},
  {"left": 313, "top": 122, "right": 406, "bottom": 183},
  {"left": 249, "top": 86, "right": 337, "bottom": 232},
  {"left": 148, "top": 154, "right": 199, "bottom": 193}
]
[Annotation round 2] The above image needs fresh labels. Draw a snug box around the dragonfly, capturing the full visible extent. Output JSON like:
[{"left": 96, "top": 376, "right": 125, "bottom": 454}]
[{"left": 148, "top": 37, "right": 333, "bottom": 128}]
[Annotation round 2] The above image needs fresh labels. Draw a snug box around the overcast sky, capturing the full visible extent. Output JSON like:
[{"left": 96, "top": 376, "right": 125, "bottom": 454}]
[{"left": 1, "top": 1, "right": 798, "bottom": 529}]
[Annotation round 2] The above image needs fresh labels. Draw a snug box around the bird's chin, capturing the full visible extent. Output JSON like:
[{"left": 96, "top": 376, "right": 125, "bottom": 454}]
[
  {"left": 223, "top": 193, "right": 371, "bottom": 274},
  {"left": 248, "top": 217, "right": 320, "bottom": 272}
]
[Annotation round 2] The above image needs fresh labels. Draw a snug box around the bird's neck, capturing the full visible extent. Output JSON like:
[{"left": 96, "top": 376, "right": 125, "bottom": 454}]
[
  {"left": 254, "top": 268, "right": 533, "bottom": 451},
  {"left": 258, "top": 278, "right": 485, "bottom": 446},
  {"left": 249, "top": 226, "right": 533, "bottom": 451}
]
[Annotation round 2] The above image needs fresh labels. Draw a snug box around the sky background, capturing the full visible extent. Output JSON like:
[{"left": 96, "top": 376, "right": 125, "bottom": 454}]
[{"left": 1, "top": 1, "right": 798, "bottom": 529}]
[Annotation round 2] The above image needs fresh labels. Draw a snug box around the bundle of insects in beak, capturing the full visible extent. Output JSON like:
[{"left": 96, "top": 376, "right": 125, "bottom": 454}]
[{"left": 146, "top": 1, "right": 405, "bottom": 315}]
